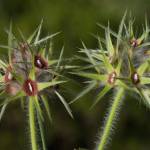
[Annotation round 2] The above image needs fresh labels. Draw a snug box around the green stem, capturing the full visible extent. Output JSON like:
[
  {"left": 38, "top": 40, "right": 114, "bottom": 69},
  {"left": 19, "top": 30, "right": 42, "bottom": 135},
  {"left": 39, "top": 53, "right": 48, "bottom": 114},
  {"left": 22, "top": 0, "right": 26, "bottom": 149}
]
[
  {"left": 29, "top": 98, "right": 38, "bottom": 150},
  {"left": 37, "top": 108, "right": 47, "bottom": 150},
  {"left": 97, "top": 88, "right": 124, "bottom": 150}
]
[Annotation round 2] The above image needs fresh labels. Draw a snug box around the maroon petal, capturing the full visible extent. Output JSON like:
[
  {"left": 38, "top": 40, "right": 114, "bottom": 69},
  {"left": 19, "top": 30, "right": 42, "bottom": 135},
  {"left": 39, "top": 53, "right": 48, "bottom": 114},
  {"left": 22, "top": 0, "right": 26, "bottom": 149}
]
[
  {"left": 23, "top": 79, "right": 38, "bottom": 96},
  {"left": 130, "top": 39, "right": 138, "bottom": 48},
  {"left": 131, "top": 72, "right": 140, "bottom": 85},
  {"left": 34, "top": 55, "right": 48, "bottom": 69},
  {"left": 107, "top": 71, "right": 117, "bottom": 85}
]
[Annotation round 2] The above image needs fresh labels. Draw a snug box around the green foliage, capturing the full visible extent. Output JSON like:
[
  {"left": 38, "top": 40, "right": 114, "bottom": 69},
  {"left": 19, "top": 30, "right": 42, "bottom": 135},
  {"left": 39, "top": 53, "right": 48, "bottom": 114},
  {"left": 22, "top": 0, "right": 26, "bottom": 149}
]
[{"left": 1, "top": 11, "right": 150, "bottom": 150}]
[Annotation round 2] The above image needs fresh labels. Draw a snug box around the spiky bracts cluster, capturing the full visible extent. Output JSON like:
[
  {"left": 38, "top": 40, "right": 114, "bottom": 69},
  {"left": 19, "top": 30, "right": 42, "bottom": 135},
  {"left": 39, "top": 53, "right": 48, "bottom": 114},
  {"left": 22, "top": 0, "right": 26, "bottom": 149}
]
[
  {"left": 0, "top": 22, "right": 73, "bottom": 150},
  {"left": 71, "top": 12, "right": 150, "bottom": 150}
]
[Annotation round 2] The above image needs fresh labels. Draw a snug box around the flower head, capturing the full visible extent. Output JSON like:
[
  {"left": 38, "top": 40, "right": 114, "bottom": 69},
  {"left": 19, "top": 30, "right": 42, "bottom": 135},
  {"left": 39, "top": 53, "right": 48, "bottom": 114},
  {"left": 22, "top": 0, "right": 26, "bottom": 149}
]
[
  {"left": 0, "top": 20, "right": 74, "bottom": 150},
  {"left": 131, "top": 72, "right": 140, "bottom": 85},
  {"left": 34, "top": 55, "right": 48, "bottom": 69},
  {"left": 23, "top": 79, "right": 38, "bottom": 96}
]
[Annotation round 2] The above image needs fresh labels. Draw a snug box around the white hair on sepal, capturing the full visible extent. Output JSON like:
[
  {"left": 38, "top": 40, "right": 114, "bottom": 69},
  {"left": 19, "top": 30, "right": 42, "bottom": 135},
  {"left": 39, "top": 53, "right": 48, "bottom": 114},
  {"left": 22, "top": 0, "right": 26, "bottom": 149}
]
[{"left": 94, "top": 88, "right": 125, "bottom": 150}]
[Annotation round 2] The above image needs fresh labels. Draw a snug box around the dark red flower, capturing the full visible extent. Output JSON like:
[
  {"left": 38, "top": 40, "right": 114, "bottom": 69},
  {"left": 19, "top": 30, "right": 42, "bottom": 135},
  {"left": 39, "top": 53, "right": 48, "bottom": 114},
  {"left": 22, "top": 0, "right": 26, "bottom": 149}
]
[
  {"left": 23, "top": 79, "right": 38, "bottom": 96},
  {"left": 107, "top": 71, "right": 117, "bottom": 85},
  {"left": 130, "top": 39, "right": 138, "bottom": 48},
  {"left": 4, "top": 66, "right": 13, "bottom": 82},
  {"left": 34, "top": 55, "right": 48, "bottom": 69},
  {"left": 131, "top": 72, "right": 140, "bottom": 85}
]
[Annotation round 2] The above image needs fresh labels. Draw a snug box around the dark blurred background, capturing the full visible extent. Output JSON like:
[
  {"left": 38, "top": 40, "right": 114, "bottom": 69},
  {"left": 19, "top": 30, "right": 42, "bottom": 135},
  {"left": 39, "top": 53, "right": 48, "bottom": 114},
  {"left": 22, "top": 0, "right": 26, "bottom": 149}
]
[{"left": 0, "top": 0, "right": 150, "bottom": 150}]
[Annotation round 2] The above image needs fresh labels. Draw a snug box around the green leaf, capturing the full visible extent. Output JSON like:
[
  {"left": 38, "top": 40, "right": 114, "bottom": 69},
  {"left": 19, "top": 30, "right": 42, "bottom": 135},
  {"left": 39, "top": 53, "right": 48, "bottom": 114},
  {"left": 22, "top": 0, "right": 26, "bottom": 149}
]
[
  {"left": 8, "top": 22, "right": 13, "bottom": 64},
  {"left": 17, "top": 28, "right": 27, "bottom": 43},
  {"left": 82, "top": 42, "right": 100, "bottom": 73},
  {"left": 34, "top": 32, "right": 60, "bottom": 45},
  {"left": 0, "top": 103, "right": 7, "bottom": 122},
  {"left": 90, "top": 85, "right": 112, "bottom": 109},
  {"left": 128, "top": 18, "right": 134, "bottom": 38},
  {"left": 74, "top": 63, "right": 102, "bottom": 72},
  {"left": 0, "top": 75, "right": 4, "bottom": 83},
  {"left": 35, "top": 19, "right": 43, "bottom": 44},
  {"left": 11, "top": 71, "right": 24, "bottom": 84},
  {"left": 124, "top": 23, "right": 129, "bottom": 37},
  {"left": 71, "top": 72, "right": 107, "bottom": 81},
  {"left": 0, "top": 60, "right": 7, "bottom": 69},
  {"left": 27, "top": 26, "right": 39, "bottom": 44},
  {"left": 69, "top": 81, "right": 97, "bottom": 104},
  {"left": 55, "top": 91, "right": 73, "bottom": 118},
  {"left": 137, "top": 61, "right": 148, "bottom": 76},
  {"left": 140, "top": 77, "right": 150, "bottom": 85},
  {"left": 38, "top": 80, "right": 66, "bottom": 91},
  {"left": 98, "top": 36, "right": 104, "bottom": 50},
  {"left": 29, "top": 67, "right": 36, "bottom": 80},
  {"left": 116, "top": 59, "right": 122, "bottom": 75},
  {"left": 0, "top": 91, "right": 25, "bottom": 107},
  {"left": 116, "top": 80, "right": 129, "bottom": 89},
  {"left": 97, "top": 23, "right": 118, "bottom": 38},
  {"left": 144, "top": 16, "right": 150, "bottom": 40},
  {"left": 138, "top": 42, "right": 150, "bottom": 48},
  {"left": 46, "top": 38, "right": 53, "bottom": 59},
  {"left": 137, "top": 17, "right": 150, "bottom": 44},
  {"left": 0, "top": 45, "right": 14, "bottom": 50},
  {"left": 48, "top": 59, "right": 58, "bottom": 66},
  {"left": 59, "top": 65, "right": 79, "bottom": 70},
  {"left": 38, "top": 47, "right": 45, "bottom": 57},
  {"left": 102, "top": 52, "right": 114, "bottom": 72},
  {"left": 92, "top": 52, "right": 103, "bottom": 61},
  {"left": 105, "top": 25, "right": 115, "bottom": 56},
  {"left": 56, "top": 46, "right": 64, "bottom": 71},
  {"left": 41, "top": 95, "right": 52, "bottom": 123},
  {"left": 75, "top": 55, "right": 92, "bottom": 63},
  {"left": 127, "top": 55, "right": 135, "bottom": 73},
  {"left": 116, "top": 11, "right": 127, "bottom": 53},
  {"left": 137, "top": 33, "right": 146, "bottom": 45}
]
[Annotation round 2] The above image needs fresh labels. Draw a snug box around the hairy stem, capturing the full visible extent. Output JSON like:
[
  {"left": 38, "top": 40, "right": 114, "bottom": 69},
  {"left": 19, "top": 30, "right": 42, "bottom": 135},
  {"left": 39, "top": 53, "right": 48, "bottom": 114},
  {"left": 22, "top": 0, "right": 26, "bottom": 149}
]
[
  {"left": 29, "top": 98, "right": 38, "bottom": 150},
  {"left": 97, "top": 88, "right": 124, "bottom": 150},
  {"left": 37, "top": 109, "right": 47, "bottom": 150}
]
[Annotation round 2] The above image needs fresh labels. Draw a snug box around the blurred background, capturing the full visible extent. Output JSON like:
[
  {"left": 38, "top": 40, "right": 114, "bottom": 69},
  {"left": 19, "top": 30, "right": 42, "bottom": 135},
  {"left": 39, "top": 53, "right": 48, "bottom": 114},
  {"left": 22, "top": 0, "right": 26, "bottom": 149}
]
[{"left": 0, "top": 0, "right": 150, "bottom": 150}]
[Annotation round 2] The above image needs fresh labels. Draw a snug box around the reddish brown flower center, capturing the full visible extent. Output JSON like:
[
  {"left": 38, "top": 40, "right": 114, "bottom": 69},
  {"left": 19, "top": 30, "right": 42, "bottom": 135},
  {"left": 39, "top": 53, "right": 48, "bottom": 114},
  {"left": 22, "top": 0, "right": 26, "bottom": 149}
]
[
  {"left": 23, "top": 79, "right": 38, "bottom": 96},
  {"left": 34, "top": 55, "right": 48, "bottom": 69},
  {"left": 130, "top": 39, "right": 138, "bottom": 47},
  {"left": 4, "top": 66, "right": 13, "bottom": 82},
  {"left": 131, "top": 72, "right": 140, "bottom": 85},
  {"left": 107, "top": 71, "right": 117, "bottom": 85}
]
